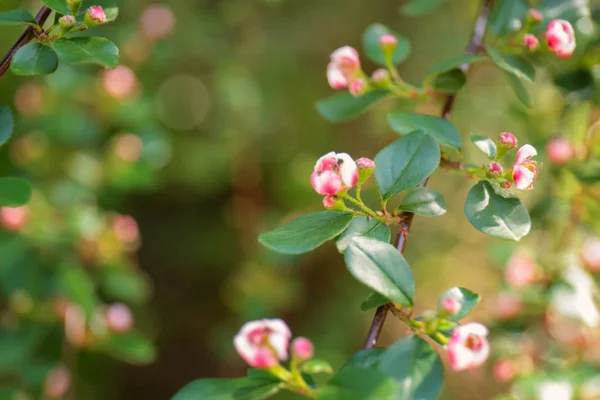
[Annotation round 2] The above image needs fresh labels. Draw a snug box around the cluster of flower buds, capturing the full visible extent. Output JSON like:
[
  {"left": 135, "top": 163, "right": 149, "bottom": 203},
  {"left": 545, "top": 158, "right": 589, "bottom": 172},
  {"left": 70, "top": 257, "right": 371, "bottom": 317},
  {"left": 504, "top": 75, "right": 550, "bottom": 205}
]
[
  {"left": 59, "top": 2, "right": 108, "bottom": 34},
  {"left": 518, "top": 10, "right": 576, "bottom": 58},
  {"left": 234, "top": 318, "right": 314, "bottom": 369}
]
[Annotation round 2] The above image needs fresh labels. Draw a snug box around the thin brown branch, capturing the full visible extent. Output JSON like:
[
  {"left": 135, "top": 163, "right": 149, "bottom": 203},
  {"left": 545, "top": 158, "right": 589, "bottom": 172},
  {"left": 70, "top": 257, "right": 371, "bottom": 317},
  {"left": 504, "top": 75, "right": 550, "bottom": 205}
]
[
  {"left": 363, "top": 0, "right": 495, "bottom": 349},
  {"left": 0, "top": 6, "right": 52, "bottom": 78}
]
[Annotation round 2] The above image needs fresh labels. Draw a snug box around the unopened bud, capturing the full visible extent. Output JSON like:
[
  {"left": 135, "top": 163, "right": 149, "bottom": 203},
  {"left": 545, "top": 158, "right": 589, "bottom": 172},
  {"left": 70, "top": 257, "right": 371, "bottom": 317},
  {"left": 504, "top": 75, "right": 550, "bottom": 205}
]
[
  {"left": 546, "top": 138, "right": 574, "bottom": 165},
  {"left": 487, "top": 162, "right": 503, "bottom": 176},
  {"left": 522, "top": 34, "right": 539, "bottom": 50},
  {"left": 59, "top": 15, "right": 76, "bottom": 31},
  {"left": 499, "top": 132, "right": 518, "bottom": 149},
  {"left": 379, "top": 34, "right": 397, "bottom": 48},
  {"left": 291, "top": 337, "right": 314, "bottom": 360},
  {"left": 84, "top": 6, "right": 106, "bottom": 27},
  {"left": 371, "top": 68, "right": 389, "bottom": 84},
  {"left": 527, "top": 9, "right": 543, "bottom": 24},
  {"left": 356, "top": 157, "right": 375, "bottom": 181},
  {"left": 349, "top": 79, "right": 366, "bottom": 97},
  {"left": 493, "top": 359, "right": 516, "bottom": 382},
  {"left": 323, "top": 195, "right": 339, "bottom": 209},
  {"left": 67, "top": 0, "right": 82, "bottom": 15},
  {"left": 439, "top": 297, "right": 461, "bottom": 316},
  {"left": 105, "top": 303, "right": 134, "bottom": 333}
]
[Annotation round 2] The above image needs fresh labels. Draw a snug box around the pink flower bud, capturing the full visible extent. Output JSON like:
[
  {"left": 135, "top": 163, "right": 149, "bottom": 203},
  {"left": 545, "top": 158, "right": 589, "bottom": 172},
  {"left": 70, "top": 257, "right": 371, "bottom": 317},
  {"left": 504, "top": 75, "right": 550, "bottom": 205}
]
[
  {"left": 513, "top": 144, "right": 539, "bottom": 190},
  {"left": 311, "top": 152, "right": 358, "bottom": 195},
  {"left": 371, "top": 68, "right": 389, "bottom": 83},
  {"left": 493, "top": 359, "right": 517, "bottom": 382},
  {"left": 523, "top": 34, "right": 539, "bottom": 50},
  {"left": 582, "top": 238, "right": 600, "bottom": 272},
  {"left": 327, "top": 62, "right": 347, "bottom": 89},
  {"left": 105, "top": 303, "right": 134, "bottom": 333},
  {"left": 140, "top": 4, "right": 176, "bottom": 41},
  {"left": 505, "top": 250, "right": 537, "bottom": 289},
  {"left": 323, "top": 195, "right": 337, "bottom": 209},
  {"left": 85, "top": 6, "right": 106, "bottom": 27},
  {"left": 44, "top": 366, "right": 70, "bottom": 399},
  {"left": 349, "top": 79, "right": 366, "bottom": 97},
  {"left": 440, "top": 297, "right": 461, "bottom": 316},
  {"left": 59, "top": 15, "right": 76, "bottom": 31},
  {"left": 356, "top": 157, "right": 375, "bottom": 170},
  {"left": 498, "top": 132, "right": 518, "bottom": 149},
  {"left": 291, "top": 337, "right": 313, "bottom": 360},
  {"left": 234, "top": 319, "right": 291, "bottom": 369},
  {"left": 113, "top": 215, "right": 140, "bottom": 243},
  {"left": 495, "top": 292, "right": 522, "bottom": 319},
  {"left": 102, "top": 65, "right": 138, "bottom": 100},
  {"left": 527, "top": 9, "right": 543, "bottom": 23},
  {"left": 546, "top": 19, "right": 576, "bottom": 58},
  {"left": 447, "top": 323, "right": 490, "bottom": 371},
  {"left": 1, "top": 206, "right": 29, "bottom": 231},
  {"left": 330, "top": 46, "right": 360, "bottom": 76},
  {"left": 487, "top": 162, "right": 503, "bottom": 176},
  {"left": 379, "top": 34, "right": 398, "bottom": 47},
  {"left": 546, "top": 138, "right": 574, "bottom": 165}
]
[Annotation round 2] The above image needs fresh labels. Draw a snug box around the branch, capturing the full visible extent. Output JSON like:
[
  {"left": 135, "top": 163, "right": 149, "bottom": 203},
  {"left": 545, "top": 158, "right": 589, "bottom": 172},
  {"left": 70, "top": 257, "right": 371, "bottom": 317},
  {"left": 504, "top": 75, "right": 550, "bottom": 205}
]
[
  {"left": 0, "top": 6, "right": 52, "bottom": 78},
  {"left": 363, "top": 0, "right": 494, "bottom": 349}
]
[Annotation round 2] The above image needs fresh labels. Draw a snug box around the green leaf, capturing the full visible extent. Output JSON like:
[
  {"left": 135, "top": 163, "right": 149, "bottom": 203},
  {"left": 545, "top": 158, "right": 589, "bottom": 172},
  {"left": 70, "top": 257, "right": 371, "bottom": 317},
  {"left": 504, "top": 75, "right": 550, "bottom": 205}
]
[
  {"left": 428, "top": 54, "right": 488, "bottom": 75},
  {"left": 101, "top": 267, "right": 151, "bottom": 305},
  {"left": 362, "top": 23, "right": 411, "bottom": 65},
  {"left": 172, "top": 377, "right": 282, "bottom": 400},
  {"left": 341, "top": 348, "right": 385, "bottom": 371},
  {"left": 53, "top": 37, "right": 119, "bottom": 68},
  {"left": 101, "top": 331, "right": 157, "bottom": 365},
  {"left": 0, "top": 105, "right": 14, "bottom": 147},
  {"left": 401, "top": 0, "right": 446, "bottom": 16},
  {"left": 302, "top": 359, "right": 334, "bottom": 375},
  {"left": 259, "top": 211, "right": 353, "bottom": 254},
  {"left": 58, "top": 261, "right": 97, "bottom": 315},
  {"left": 316, "top": 90, "right": 389, "bottom": 123},
  {"left": 387, "top": 112, "right": 461, "bottom": 150},
  {"left": 487, "top": 47, "right": 535, "bottom": 82},
  {"left": 0, "top": 178, "right": 32, "bottom": 207},
  {"left": 0, "top": 9, "right": 37, "bottom": 26},
  {"left": 398, "top": 187, "right": 447, "bottom": 216},
  {"left": 321, "top": 367, "right": 398, "bottom": 400},
  {"left": 570, "top": 160, "right": 600, "bottom": 184},
  {"left": 336, "top": 216, "right": 391, "bottom": 252},
  {"left": 10, "top": 42, "right": 59, "bottom": 76},
  {"left": 344, "top": 237, "right": 415, "bottom": 306},
  {"left": 374, "top": 131, "right": 440, "bottom": 199},
  {"left": 505, "top": 72, "right": 532, "bottom": 107},
  {"left": 439, "top": 287, "right": 480, "bottom": 321},
  {"left": 42, "top": 0, "right": 70, "bottom": 15},
  {"left": 470, "top": 135, "right": 497, "bottom": 159},
  {"left": 464, "top": 181, "right": 531, "bottom": 241},
  {"left": 360, "top": 292, "right": 390, "bottom": 311},
  {"left": 378, "top": 336, "right": 444, "bottom": 400},
  {"left": 431, "top": 69, "right": 466, "bottom": 94}
]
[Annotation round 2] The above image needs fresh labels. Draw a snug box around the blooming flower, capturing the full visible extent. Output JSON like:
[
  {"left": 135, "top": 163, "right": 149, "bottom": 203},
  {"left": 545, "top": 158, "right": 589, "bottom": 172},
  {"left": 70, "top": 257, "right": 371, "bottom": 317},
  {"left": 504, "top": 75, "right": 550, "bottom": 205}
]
[
  {"left": 546, "top": 20, "right": 576, "bottom": 58},
  {"left": 546, "top": 138, "right": 574, "bottom": 165},
  {"left": 551, "top": 265, "right": 599, "bottom": 327},
  {"left": 523, "top": 34, "right": 539, "bottom": 50},
  {"left": 447, "top": 323, "right": 490, "bottom": 371},
  {"left": 234, "top": 319, "right": 291, "bottom": 369},
  {"left": 326, "top": 46, "right": 360, "bottom": 90},
  {"left": 505, "top": 250, "right": 537, "bottom": 288},
  {"left": 513, "top": 144, "right": 539, "bottom": 190},
  {"left": 310, "top": 152, "right": 358, "bottom": 195}
]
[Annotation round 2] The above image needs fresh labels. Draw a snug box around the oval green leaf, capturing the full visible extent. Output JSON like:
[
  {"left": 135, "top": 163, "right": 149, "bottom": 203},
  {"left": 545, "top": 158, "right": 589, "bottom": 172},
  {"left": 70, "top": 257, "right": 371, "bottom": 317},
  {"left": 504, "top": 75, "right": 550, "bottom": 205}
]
[
  {"left": 259, "top": 211, "right": 354, "bottom": 254},
  {"left": 0, "top": 9, "right": 37, "bottom": 26},
  {"left": 336, "top": 216, "right": 391, "bottom": 252},
  {"left": 360, "top": 292, "right": 390, "bottom": 311},
  {"left": 173, "top": 378, "right": 249, "bottom": 400},
  {"left": 464, "top": 181, "right": 531, "bottom": 241},
  {"left": 0, "top": 178, "right": 32, "bottom": 207},
  {"left": 0, "top": 105, "right": 14, "bottom": 147},
  {"left": 344, "top": 237, "right": 415, "bottom": 306},
  {"left": 505, "top": 71, "right": 532, "bottom": 107},
  {"left": 341, "top": 348, "right": 386, "bottom": 371},
  {"left": 431, "top": 68, "right": 466, "bottom": 94},
  {"left": 398, "top": 187, "right": 447, "bottom": 216},
  {"left": 42, "top": 0, "right": 70, "bottom": 15},
  {"left": 302, "top": 359, "right": 334, "bottom": 375},
  {"left": 387, "top": 112, "right": 461, "bottom": 150},
  {"left": 470, "top": 135, "right": 497, "bottom": 159},
  {"left": 316, "top": 90, "right": 389, "bottom": 123},
  {"left": 378, "top": 336, "right": 444, "bottom": 400},
  {"left": 438, "top": 287, "right": 480, "bottom": 321},
  {"left": 362, "top": 23, "right": 411, "bottom": 66},
  {"left": 322, "top": 367, "right": 399, "bottom": 400},
  {"left": 102, "top": 331, "right": 157, "bottom": 365},
  {"left": 374, "top": 131, "right": 440, "bottom": 199},
  {"left": 54, "top": 37, "right": 119, "bottom": 68},
  {"left": 487, "top": 47, "right": 535, "bottom": 82},
  {"left": 10, "top": 42, "right": 59, "bottom": 76},
  {"left": 429, "top": 54, "right": 488, "bottom": 75}
]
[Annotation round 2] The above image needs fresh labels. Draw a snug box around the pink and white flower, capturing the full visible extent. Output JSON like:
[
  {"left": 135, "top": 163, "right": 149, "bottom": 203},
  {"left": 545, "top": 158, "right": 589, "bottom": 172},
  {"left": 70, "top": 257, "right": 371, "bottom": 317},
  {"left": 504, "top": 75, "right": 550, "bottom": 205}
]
[
  {"left": 513, "top": 144, "right": 539, "bottom": 190},
  {"left": 326, "top": 46, "right": 360, "bottom": 90},
  {"left": 546, "top": 20, "right": 576, "bottom": 58},
  {"left": 523, "top": 34, "right": 539, "bottom": 50},
  {"left": 234, "top": 319, "right": 291, "bottom": 369},
  {"left": 447, "top": 323, "right": 490, "bottom": 371},
  {"left": 327, "top": 62, "right": 347, "bottom": 89},
  {"left": 311, "top": 152, "right": 358, "bottom": 195}
]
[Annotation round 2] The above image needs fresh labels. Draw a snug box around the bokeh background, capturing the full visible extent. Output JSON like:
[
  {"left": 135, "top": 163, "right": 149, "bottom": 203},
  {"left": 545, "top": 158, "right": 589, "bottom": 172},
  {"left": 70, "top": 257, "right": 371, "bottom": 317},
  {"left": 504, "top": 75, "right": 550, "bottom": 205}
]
[{"left": 0, "top": 0, "right": 599, "bottom": 399}]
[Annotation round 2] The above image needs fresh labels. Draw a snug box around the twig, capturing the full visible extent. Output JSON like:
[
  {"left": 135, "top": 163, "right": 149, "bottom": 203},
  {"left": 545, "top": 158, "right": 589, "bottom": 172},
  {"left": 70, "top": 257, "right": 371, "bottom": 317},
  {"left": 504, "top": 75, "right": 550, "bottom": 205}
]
[
  {"left": 363, "top": 0, "right": 495, "bottom": 349},
  {"left": 0, "top": 6, "right": 52, "bottom": 77}
]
